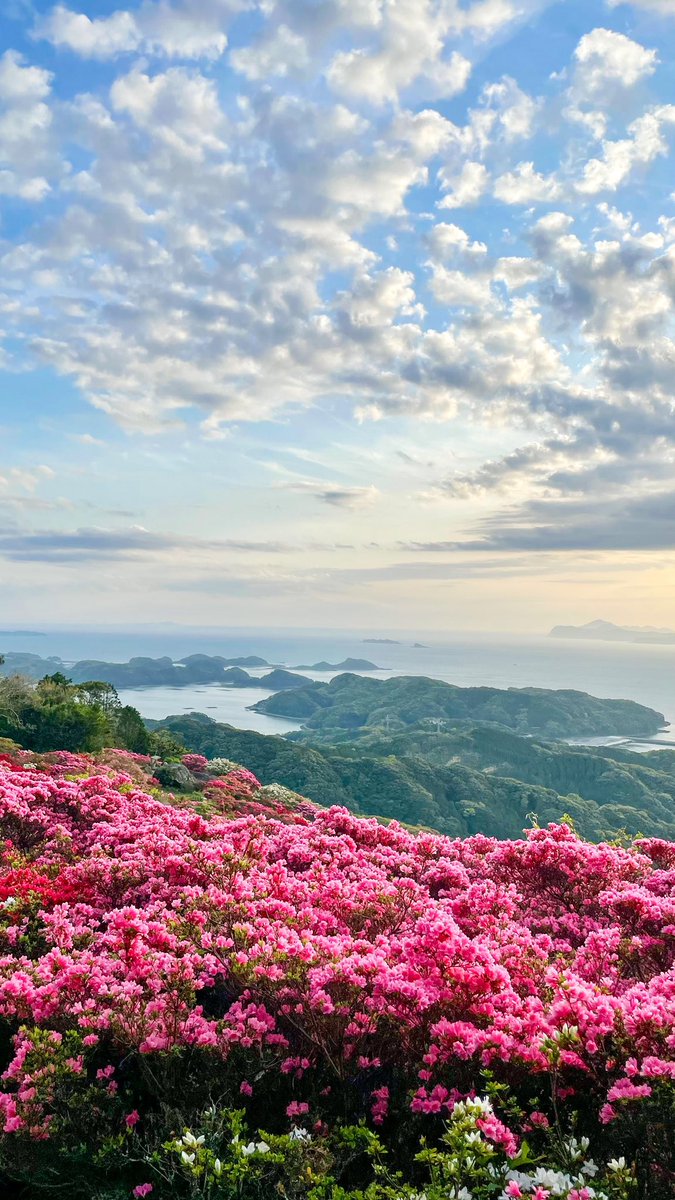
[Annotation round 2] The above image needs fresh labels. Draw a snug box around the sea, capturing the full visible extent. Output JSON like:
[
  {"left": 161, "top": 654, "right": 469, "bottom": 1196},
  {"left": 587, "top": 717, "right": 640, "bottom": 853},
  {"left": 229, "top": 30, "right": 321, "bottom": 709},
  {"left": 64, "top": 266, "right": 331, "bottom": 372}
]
[{"left": 3, "top": 627, "right": 675, "bottom": 749}]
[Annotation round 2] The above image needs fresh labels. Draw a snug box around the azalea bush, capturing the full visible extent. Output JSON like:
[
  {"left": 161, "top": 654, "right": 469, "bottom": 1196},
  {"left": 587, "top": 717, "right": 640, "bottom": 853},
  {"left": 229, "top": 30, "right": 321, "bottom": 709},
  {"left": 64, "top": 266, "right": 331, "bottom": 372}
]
[{"left": 0, "top": 752, "right": 673, "bottom": 1198}]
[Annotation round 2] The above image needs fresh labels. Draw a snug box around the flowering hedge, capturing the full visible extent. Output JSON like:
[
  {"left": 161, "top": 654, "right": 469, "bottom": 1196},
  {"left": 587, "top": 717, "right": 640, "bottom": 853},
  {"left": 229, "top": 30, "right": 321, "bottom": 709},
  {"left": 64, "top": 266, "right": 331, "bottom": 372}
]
[{"left": 0, "top": 752, "right": 673, "bottom": 1197}]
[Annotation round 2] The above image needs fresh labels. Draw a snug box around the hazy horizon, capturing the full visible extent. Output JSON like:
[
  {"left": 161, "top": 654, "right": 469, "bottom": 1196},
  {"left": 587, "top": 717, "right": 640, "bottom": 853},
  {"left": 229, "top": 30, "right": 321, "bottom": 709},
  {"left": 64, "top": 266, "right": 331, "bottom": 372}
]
[{"left": 2, "top": 616, "right": 674, "bottom": 639}]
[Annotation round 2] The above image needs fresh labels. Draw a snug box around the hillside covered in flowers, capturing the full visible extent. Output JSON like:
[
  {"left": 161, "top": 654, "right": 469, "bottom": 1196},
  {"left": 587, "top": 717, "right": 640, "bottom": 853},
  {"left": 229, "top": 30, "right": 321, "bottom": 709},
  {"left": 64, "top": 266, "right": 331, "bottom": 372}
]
[{"left": 0, "top": 744, "right": 673, "bottom": 1198}]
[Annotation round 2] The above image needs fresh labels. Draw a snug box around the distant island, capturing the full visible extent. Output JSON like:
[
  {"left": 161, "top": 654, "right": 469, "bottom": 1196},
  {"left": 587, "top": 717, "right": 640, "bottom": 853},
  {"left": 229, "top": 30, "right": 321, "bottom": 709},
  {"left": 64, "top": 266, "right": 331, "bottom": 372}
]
[
  {"left": 0, "top": 630, "right": 45, "bottom": 636},
  {"left": 293, "top": 657, "right": 380, "bottom": 671},
  {"left": 550, "top": 619, "right": 675, "bottom": 645},
  {"left": 0, "top": 651, "right": 312, "bottom": 692},
  {"left": 363, "top": 638, "right": 400, "bottom": 644}
]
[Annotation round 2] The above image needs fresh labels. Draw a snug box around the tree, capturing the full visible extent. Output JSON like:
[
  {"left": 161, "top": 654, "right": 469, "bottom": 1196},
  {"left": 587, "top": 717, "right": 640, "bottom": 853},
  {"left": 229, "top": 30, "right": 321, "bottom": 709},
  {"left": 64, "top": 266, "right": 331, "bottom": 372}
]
[
  {"left": 114, "top": 706, "right": 151, "bottom": 754},
  {"left": 74, "top": 681, "right": 121, "bottom": 716},
  {"left": 148, "top": 728, "right": 187, "bottom": 761},
  {"left": 0, "top": 673, "right": 35, "bottom": 730},
  {"left": 22, "top": 700, "right": 109, "bottom": 753},
  {"left": 36, "top": 673, "right": 73, "bottom": 704}
]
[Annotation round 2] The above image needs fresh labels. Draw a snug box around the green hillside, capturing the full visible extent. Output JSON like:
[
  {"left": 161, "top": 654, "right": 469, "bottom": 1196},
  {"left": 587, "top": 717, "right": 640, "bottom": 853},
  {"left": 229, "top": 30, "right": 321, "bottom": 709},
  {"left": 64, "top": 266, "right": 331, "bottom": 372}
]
[{"left": 152, "top": 713, "right": 675, "bottom": 841}]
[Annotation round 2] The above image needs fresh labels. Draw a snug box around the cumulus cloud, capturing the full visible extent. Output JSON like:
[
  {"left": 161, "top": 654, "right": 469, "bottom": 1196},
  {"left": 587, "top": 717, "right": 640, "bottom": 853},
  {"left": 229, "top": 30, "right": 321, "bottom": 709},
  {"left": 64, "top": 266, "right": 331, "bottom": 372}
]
[
  {"left": 230, "top": 25, "right": 309, "bottom": 80},
  {"left": 437, "top": 161, "right": 490, "bottom": 209},
  {"left": 34, "top": 1, "right": 236, "bottom": 60},
  {"left": 326, "top": 0, "right": 472, "bottom": 106},
  {"left": 493, "top": 161, "right": 561, "bottom": 204},
  {"left": 427, "top": 222, "right": 488, "bottom": 260},
  {"left": 35, "top": 7, "right": 140, "bottom": 58},
  {"left": 0, "top": 50, "right": 58, "bottom": 200},
  {"left": 574, "top": 28, "right": 657, "bottom": 94},
  {"left": 576, "top": 105, "right": 675, "bottom": 193}
]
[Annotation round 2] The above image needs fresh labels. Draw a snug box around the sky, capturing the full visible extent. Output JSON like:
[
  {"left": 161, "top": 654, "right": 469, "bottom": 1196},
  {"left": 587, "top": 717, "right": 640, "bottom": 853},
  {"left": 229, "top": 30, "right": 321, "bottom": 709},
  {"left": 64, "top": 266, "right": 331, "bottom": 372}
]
[{"left": 2, "top": 0, "right": 675, "bottom": 633}]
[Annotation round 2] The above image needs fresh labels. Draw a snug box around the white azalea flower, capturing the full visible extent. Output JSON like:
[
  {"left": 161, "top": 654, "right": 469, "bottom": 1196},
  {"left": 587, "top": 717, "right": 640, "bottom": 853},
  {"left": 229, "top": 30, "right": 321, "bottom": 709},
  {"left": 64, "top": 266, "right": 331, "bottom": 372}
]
[{"left": 288, "top": 1126, "right": 311, "bottom": 1142}]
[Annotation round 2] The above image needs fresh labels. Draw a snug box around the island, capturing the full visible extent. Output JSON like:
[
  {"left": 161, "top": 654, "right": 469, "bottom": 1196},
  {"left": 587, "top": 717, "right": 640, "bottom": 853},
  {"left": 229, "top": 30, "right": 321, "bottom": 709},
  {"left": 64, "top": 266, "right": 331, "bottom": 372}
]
[
  {"left": 0, "top": 652, "right": 311, "bottom": 691},
  {"left": 292, "top": 657, "right": 380, "bottom": 671},
  {"left": 363, "top": 638, "right": 400, "bottom": 644},
  {"left": 250, "top": 672, "right": 666, "bottom": 739},
  {"left": 0, "top": 630, "right": 46, "bottom": 636},
  {"left": 550, "top": 619, "right": 675, "bottom": 645}
]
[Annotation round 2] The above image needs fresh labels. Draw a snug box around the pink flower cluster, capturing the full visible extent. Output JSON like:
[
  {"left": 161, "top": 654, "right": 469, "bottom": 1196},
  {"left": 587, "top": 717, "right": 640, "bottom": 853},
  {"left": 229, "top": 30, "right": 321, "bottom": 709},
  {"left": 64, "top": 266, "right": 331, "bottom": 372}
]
[
  {"left": 0, "top": 757, "right": 673, "bottom": 1144},
  {"left": 181, "top": 754, "right": 209, "bottom": 773}
]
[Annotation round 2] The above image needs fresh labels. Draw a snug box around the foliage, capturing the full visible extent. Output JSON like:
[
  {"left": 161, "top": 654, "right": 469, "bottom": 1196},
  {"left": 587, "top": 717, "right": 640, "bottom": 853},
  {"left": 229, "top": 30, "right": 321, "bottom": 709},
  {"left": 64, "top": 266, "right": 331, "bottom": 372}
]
[
  {"left": 0, "top": 754, "right": 673, "bottom": 1197},
  {"left": 0, "top": 671, "right": 162, "bottom": 757}
]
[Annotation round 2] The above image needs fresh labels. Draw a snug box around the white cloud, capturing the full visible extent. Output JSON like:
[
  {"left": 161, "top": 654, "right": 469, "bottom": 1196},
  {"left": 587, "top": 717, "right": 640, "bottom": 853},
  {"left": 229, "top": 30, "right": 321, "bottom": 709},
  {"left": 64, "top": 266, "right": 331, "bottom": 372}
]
[
  {"left": 35, "top": 7, "right": 140, "bottom": 58},
  {"left": 340, "top": 268, "right": 421, "bottom": 326},
  {"left": 576, "top": 105, "right": 675, "bottom": 194},
  {"left": 35, "top": 1, "right": 235, "bottom": 61},
  {"left": 427, "top": 223, "right": 488, "bottom": 260},
  {"left": 0, "top": 51, "right": 59, "bottom": 201},
  {"left": 428, "top": 264, "right": 494, "bottom": 307},
  {"left": 231, "top": 25, "right": 309, "bottom": 80},
  {"left": 493, "top": 161, "right": 561, "bottom": 204},
  {"left": 324, "top": 147, "right": 428, "bottom": 219},
  {"left": 565, "top": 28, "right": 659, "bottom": 140},
  {"left": 492, "top": 256, "right": 544, "bottom": 288},
  {"left": 138, "top": 1, "right": 232, "bottom": 59},
  {"left": 574, "top": 28, "right": 657, "bottom": 93},
  {"left": 437, "top": 161, "right": 490, "bottom": 209},
  {"left": 326, "top": 0, "right": 472, "bottom": 106},
  {"left": 110, "top": 66, "right": 226, "bottom": 155},
  {"left": 391, "top": 109, "right": 455, "bottom": 158},
  {"left": 329, "top": 46, "right": 471, "bottom": 108},
  {"left": 479, "top": 76, "right": 538, "bottom": 141},
  {"left": 0, "top": 48, "right": 51, "bottom": 101}
]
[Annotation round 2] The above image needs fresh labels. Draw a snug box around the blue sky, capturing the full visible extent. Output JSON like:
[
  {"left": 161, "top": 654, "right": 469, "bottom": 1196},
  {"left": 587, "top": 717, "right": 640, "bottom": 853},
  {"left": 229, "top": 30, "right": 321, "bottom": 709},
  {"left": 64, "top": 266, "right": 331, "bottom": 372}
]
[{"left": 2, "top": 0, "right": 675, "bottom": 632}]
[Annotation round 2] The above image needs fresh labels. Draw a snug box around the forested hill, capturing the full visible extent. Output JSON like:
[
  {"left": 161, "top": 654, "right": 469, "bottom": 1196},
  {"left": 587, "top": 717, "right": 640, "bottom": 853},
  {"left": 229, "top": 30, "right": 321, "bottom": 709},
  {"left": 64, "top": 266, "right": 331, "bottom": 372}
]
[
  {"left": 151, "top": 712, "right": 675, "bottom": 842},
  {"left": 251, "top": 672, "right": 665, "bottom": 738}
]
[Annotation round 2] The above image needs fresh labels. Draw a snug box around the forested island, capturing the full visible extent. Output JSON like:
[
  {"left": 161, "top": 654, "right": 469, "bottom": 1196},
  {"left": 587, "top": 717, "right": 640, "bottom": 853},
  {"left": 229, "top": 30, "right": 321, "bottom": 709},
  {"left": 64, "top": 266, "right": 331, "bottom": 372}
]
[
  {"left": 0, "top": 652, "right": 315, "bottom": 691},
  {"left": 0, "top": 652, "right": 380, "bottom": 687},
  {"left": 251, "top": 671, "right": 665, "bottom": 738}
]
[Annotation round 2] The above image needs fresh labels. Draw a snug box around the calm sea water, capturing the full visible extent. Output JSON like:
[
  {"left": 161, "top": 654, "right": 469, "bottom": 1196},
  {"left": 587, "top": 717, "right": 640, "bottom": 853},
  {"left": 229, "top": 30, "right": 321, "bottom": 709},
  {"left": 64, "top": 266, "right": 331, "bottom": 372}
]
[{"left": 4, "top": 627, "right": 675, "bottom": 744}]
